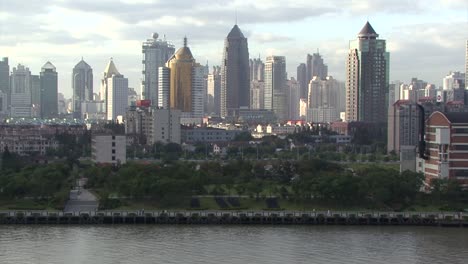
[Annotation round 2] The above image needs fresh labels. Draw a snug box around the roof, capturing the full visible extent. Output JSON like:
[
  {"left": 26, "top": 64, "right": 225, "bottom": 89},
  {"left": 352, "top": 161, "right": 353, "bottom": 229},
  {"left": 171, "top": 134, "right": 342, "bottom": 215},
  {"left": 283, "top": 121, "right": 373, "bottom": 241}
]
[
  {"left": 41, "top": 61, "right": 56, "bottom": 71},
  {"left": 74, "top": 58, "right": 91, "bottom": 69},
  {"left": 174, "top": 47, "right": 194, "bottom": 60},
  {"left": 104, "top": 58, "right": 120, "bottom": 76},
  {"left": 443, "top": 112, "right": 468, "bottom": 124},
  {"left": 358, "top": 21, "right": 379, "bottom": 38},
  {"left": 227, "top": 24, "right": 245, "bottom": 39}
]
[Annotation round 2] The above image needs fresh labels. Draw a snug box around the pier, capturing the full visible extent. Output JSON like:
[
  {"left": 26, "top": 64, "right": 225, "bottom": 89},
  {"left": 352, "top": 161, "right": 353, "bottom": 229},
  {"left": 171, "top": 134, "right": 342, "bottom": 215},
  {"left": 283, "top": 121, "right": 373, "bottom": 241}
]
[{"left": 1, "top": 210, "right": 467, "bottom": 227}]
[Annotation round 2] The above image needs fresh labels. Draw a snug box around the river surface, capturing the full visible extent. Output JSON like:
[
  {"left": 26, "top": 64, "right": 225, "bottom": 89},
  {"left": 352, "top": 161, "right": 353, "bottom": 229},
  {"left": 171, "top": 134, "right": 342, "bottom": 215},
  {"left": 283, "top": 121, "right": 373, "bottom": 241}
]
[{"left": 0, "top": 226, "right": 467, "bottom": 264}]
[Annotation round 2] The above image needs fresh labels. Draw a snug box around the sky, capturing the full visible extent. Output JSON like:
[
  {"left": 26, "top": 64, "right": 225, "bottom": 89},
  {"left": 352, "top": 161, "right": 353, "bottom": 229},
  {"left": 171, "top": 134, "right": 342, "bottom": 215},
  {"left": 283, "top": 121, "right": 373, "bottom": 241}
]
[{"left": 0, "top": 0, "right": 467, "bottom": 99}]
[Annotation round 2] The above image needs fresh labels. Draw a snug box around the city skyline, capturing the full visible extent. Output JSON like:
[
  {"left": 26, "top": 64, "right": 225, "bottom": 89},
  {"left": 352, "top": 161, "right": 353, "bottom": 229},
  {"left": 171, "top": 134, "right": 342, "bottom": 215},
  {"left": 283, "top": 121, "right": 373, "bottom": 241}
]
[{"left": 0, "top": 0, "right": 466, "bottom": 98}]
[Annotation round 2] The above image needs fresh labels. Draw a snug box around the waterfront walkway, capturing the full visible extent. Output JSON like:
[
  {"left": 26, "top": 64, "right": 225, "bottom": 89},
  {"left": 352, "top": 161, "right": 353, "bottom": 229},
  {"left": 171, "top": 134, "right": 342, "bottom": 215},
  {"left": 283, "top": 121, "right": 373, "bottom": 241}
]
[
  {"left": 1, "top": 210, "right": 467, "bottom": 227},
  {"left": 63, "top": 179, "right": 98, "bottom": 212}
]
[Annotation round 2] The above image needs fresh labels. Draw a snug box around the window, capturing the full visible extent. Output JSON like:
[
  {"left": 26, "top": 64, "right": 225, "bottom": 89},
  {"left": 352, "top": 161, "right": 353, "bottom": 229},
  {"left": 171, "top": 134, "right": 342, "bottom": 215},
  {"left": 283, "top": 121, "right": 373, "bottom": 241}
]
[
  {"left": 112, "top": 149, "right": 115, "bottom": 154},
  {"left": 112, "top": 156, "right": 115, "bottom": 161},
  {"left": 112, "top": 142, "right": 116, "bottom": 147}
]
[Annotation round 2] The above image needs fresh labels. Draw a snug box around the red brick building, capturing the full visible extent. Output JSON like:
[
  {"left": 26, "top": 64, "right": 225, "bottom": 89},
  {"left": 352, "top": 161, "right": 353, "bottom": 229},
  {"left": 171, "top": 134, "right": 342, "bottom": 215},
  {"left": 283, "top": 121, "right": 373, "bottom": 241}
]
[{"left": 423, "top": 111, "right": 468, "bottom": 187}]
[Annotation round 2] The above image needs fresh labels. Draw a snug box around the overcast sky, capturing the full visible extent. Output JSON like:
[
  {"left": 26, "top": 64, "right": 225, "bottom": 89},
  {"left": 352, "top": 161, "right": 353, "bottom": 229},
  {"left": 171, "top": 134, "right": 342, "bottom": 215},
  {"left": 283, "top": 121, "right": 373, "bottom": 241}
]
[{"left": 1, "top": 0, "right": 467, "bottom": 98}]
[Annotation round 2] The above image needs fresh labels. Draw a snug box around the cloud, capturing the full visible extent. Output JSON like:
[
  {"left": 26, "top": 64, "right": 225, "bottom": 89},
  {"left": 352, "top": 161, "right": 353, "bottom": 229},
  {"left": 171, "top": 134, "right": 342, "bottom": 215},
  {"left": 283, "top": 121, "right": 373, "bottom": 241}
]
[{"left": 250, "top": 33, "right": 294, "bottom": 43}]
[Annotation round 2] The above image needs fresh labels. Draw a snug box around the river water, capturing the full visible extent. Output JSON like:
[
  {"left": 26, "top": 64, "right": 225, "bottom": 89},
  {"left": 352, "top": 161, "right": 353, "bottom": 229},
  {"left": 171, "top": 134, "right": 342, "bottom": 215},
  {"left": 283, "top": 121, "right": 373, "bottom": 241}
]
[{"left": 0, "top": 226, "right": 467, "bottom": 264}]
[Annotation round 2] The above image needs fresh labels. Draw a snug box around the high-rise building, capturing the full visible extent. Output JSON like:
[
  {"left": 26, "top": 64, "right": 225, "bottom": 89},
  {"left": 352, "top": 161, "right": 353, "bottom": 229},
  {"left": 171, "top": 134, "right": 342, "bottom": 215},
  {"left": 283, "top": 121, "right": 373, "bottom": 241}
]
[
  {"left": 158, "top": 66, "right": 170, "bottom": 109},
  {"left": 250, "top": 80, "right": 264, "bottom": 110},
  {"left": 287, "top": 78, "right": 299, "bottom": 120},
  {"left": 306, "top": 52, "right": 328, "bottom": 82},
  {"left": 465, "top": 40, "right": 468, "bottom": 89},
  {"left": 250, "top": 58, "right": 264, "bottom": 81},
  {"left": 265, "top": 56, "right": 287, "bottom": 121},
  {"left": 101, "top": 59, "right": 128, "bottom": 121},
  {"left": 0, "top": 58, "right": 9, "bottom": 109},
  {"left": 142, "top": 33, "right": 175, "bottom": 105},
  {"left": 40, "top": 61, "right": 58, "bottom": 119},
  {"left": 221, "top": 24, "right": 250, "bottom": 117},
  {"left": 345, "top": 21, "right": 389, "bottom": 124},
  {"left": 10, "top": 64, "right": 32, "bottom": 118},
  {"left": 387, "top": 100, "right": 420, "bottom": 154},
  {"left": 159, "top": 38, "right": 204, "bottom": 118},
  {"left": 296, "top": 63, "right": 307, "bottom": 99},
  {"left": 191, "top": 64, "right": 206, "bottom": 118},
  {"left": 443, "top": 71, "right": 465, "bottom": 90},
  {"left": 207, "top": 66, "right": 221, "bottom": 116},
  {"left": 307, "top": 76, "right": 340, "bottom": 123},
  {"left": 72, "top": 59, "right": 93, "bottom": 118},
  {"left": 31, "top": 75, "right": 40, "bottom": 117}
]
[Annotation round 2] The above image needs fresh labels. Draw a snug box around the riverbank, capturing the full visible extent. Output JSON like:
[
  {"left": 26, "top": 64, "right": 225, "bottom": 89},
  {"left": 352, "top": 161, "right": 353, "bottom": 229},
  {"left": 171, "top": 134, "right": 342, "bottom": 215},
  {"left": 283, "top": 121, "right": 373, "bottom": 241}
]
[{"left": 1, "top": 210, "right": 467, "bottom": 227}]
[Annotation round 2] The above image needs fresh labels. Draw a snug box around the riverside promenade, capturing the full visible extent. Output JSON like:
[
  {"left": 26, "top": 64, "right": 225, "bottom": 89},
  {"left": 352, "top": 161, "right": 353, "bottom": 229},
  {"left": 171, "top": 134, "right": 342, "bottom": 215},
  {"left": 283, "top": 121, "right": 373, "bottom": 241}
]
[{"left": 1, "top": 210, "right": 467, "bottom": 227}]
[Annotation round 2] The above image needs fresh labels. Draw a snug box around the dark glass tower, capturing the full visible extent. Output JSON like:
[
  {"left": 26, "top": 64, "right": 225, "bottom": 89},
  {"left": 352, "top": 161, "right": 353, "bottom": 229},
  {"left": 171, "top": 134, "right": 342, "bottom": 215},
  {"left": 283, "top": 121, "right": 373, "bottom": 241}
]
[
  {"left": 221, "top": 24, "right": 250, "bottom": 117},
  {"left": 40, "top": 61, "right": 58, "bottom": 119},
  {"left": 72, "top": 59, "right": 93, "bottom": 118}
]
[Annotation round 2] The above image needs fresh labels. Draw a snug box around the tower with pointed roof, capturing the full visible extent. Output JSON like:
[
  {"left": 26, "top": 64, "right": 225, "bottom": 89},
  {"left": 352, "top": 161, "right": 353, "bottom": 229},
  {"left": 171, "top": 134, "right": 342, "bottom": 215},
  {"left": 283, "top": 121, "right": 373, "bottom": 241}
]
[
  {"left": 72, "top": 58, "right": 93, "bottom": 118},
  {"left": 221, "top": 24, "right": 250, "bottom": 117},
  {"left": 158, "top": 37, "right": 205, "bottom": 117},
  {"left": 40, "top": 61, "right": 58, "bottom": 119},
  {"left": 345, "top": 21, "right": 389, "bottom": 127},
  {"left": 101, "top": 58, "right": 128, "bottom": 121}
]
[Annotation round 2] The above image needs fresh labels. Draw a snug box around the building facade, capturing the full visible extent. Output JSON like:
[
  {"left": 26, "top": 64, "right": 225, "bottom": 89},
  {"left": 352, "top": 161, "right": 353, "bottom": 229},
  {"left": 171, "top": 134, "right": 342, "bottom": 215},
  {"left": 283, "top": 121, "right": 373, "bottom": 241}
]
[
  {"left": 387, "top": 100, "right": 420, "bottom": 154},
  {"left": 296, "top": 63, "right": 307, "bottom": 99},
  {"left": 40, "top": 61, "right": 58, "bottom": 119},
  {"left": 10, "top": 64, "right": 32, "bottom": 118},
  {"left": 92, "top": 134, "right": 126, "bottom": 165},
  {"left": 101, "top": 59, "right": 128, "bottom": 121},
  {"left": 345, "top": 21, "right": 389, "bottom": 124},
  {"left": 422, "top": 112, "right": 468, "bottom": 186},
  {"left": 307, "top": 76, "right": 340, "bottom": 123},
  {"left": 207, "top": 66, "right": 221, "bottom": 116},
  {"left": 0, "top": 58, "right": 9, "bottom": 109},
  {"left": 72, "top": 59, "right": 93, "bottom": 118},
  {"left": 250, "top": 58, "right": 264, "bottom": 82},
  {"left": 221, "top": 24, "right": 250, "bottom": 117},
  {"left": 306, "top": 53, "right": 328, "bottom": 83},
  {"left": 265, "top": 56, "right": 287, "bottom": 121},
  {"left": 152, "top": 109, "right": 181, "bottom": 144},
  {"left": 141, "top": 33, "right": 175, "bottom": 105}
]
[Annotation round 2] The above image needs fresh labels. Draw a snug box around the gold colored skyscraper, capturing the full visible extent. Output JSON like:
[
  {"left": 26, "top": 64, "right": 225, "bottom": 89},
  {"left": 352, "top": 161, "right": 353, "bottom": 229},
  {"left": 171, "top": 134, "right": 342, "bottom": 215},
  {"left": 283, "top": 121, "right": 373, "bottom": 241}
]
[{"left": 166, "top": 37, "right": 195, "bottom": 112}]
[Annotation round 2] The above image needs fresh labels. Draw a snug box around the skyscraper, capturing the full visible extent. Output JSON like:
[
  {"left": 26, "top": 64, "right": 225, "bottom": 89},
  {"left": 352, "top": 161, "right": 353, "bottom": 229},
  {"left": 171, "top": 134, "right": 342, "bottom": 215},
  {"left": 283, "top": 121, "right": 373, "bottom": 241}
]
[
  {"left": 0, "top": 58, "right": 9, "bottom": 109},
  {"left": 142, "top": 33, "right": 175, "bottom": 105},
  {"left": 159, "top": 38, "right": 205, "bottom": 117},
  {"left": 31, "top": 75, "right": 40, "bottom": 117},
  {"left": 296, "top": 63, "right": 307, "bottom": 99},
  {"left": 207, "top": 66, "right": 221, "bottom": 115},
  {"left": 10, "top": 64, "right": 32, "bottom": 117},
  {"left": 307, "top": 76, "right": 340, "bottom": 123},
  {"left": 465, "top": 40, "right": 468, "bottom": 89},
  {"left": 287, "top": 78, "right": 299, "bottom": 120},
  {"left": 306, "top": 53, "right": 328, "bottom": 82},
  {"left": 250, "top": 58, "right": 264, "bottom": 81},
  {"left": 72, "top": 59, "right": 93, "bottom": 118},
  {"left": 101, "top": 59, "right": 128, "bottom": 121},
  {"left": 221, "top": 24, "right": 250, "bottom": 117},
  {"left": 40, "top": 61, "right": 58, "bottom": 119},
  {"left": 345, "top": 22, "right": 389, "bottom": 124},
  {"left": 265, "top": 56, "right": 287, "bottom": 121}
]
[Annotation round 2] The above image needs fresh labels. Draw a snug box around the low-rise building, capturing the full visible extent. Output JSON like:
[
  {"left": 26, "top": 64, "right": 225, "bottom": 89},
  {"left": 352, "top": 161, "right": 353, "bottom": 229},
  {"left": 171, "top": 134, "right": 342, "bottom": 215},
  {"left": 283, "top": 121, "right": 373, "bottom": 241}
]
[
  {"left": 92, "top": 134, "right": 126, "bottom": 164},
  {"left": 181, "top": 127, "right": 243, "bottom": 143},
  {"left": 423, "top": 111, "right": 468, "bottom": 187}
]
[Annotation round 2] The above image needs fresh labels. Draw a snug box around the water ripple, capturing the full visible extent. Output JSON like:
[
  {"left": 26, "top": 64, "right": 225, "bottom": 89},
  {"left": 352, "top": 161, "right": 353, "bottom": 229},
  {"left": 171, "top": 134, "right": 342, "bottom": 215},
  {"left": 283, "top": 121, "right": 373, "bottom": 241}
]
[{"left": 0, "top": 226, "right": 468, "bottom": 264}]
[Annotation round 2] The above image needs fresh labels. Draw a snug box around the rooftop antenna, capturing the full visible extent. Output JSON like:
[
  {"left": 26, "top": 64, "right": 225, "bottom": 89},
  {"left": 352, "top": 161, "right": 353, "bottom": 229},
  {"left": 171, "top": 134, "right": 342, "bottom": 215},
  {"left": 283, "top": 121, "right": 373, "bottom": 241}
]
[
  {"left": 183, "top": 36, "right": 187, "bottom": 47},
  {"left": 235, "top": 9, "right": 238, "bottom": 25}
]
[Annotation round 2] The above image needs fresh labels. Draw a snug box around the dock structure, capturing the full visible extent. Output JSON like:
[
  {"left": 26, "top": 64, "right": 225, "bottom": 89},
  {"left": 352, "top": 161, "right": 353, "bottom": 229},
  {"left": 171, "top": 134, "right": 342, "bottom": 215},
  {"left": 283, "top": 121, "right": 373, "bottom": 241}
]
[{"left": 1, "top": 211, "right": 468, "bottom": 227}]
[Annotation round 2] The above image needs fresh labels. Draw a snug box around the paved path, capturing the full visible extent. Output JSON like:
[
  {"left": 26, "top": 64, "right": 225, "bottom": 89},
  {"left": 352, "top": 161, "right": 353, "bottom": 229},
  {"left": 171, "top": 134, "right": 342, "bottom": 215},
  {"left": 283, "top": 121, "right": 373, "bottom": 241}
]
[{"left": 64, "top": 178, "right": 99, "bottom": 212}]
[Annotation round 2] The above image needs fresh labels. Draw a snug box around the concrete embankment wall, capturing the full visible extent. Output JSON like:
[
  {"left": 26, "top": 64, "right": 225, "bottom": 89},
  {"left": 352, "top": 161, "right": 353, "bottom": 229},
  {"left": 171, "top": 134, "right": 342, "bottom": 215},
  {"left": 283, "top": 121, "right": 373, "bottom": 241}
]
[{"left": 1, "top": 211, "right": 467, "bottom": 227}]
